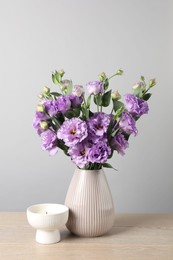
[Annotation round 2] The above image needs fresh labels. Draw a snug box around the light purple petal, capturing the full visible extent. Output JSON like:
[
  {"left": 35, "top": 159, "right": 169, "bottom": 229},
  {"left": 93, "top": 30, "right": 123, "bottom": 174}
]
[
  {"left": 57, "top": 118, "right": 88, "bottom": 147},
  {"left": 119, "top": 112, "right": 138, "bottom": 136},
  {"left": 125, "top": 94, "right": 149, "bottom": 117},
  {"left": 86, "top": 81, "right": 104, "bottom": 95}
]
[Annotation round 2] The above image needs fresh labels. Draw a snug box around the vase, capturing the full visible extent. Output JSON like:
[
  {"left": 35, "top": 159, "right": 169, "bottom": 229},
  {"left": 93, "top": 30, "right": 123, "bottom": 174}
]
[{"left": 65, "top": 168, "right": 115, "bottom": 237}]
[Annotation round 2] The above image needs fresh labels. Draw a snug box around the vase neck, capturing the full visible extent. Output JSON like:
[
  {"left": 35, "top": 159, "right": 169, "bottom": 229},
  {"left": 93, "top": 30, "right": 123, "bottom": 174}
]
[{"left": 75, "top": 168, "right": 104, "bottom": 175}]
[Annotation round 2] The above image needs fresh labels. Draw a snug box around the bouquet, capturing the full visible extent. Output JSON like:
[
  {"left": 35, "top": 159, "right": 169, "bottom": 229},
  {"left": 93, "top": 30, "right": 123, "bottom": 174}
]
[{"left": 33, "top": 69, "right": 156, "bottom": 170}]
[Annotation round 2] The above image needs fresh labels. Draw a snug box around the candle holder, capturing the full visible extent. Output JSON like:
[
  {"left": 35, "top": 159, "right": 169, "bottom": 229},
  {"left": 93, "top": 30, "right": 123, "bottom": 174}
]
[{"left": 27, "top": 203, "right": 69, "bottom": 244}]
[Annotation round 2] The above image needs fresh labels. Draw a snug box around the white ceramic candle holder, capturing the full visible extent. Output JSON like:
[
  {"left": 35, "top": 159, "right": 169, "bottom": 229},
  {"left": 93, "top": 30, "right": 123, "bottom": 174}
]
[{"left": 27, "top": 203, "right": 69, "bottom": 244}]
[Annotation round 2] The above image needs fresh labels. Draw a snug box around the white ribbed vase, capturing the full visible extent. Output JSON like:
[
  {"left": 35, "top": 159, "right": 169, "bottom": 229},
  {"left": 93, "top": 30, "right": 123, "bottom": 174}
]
[{"left": 65, "top": 168, "right": 114, "bottom": 237}]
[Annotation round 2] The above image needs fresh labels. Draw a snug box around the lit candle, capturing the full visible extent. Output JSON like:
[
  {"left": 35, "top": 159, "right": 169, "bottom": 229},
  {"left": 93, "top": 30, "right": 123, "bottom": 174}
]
[{"left": 27, "top": 203, "right": 69, "bottom": 244}]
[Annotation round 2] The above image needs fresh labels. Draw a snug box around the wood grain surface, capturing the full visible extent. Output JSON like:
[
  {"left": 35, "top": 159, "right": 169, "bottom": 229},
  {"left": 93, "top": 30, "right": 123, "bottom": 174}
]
[{"left": 0, "top": 213, "right": 172, "bottom": 260}]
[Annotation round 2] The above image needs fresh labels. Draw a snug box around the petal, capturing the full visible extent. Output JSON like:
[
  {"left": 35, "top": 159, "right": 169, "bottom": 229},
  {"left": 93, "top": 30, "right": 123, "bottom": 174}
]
[{"left": 49, "top": 146, "right": 58, "bottom": 156}]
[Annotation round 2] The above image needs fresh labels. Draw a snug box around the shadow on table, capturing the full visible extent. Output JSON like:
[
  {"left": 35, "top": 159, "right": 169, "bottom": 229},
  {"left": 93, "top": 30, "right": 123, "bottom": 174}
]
[{"left": 61, "top": 214, "right": 170, "bottom": 239}]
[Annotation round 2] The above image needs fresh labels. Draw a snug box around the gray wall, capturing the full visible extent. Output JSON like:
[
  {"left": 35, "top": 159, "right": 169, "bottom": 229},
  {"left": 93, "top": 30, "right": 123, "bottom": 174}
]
[{"left": 0, "top": 0, "right": 172, "bottom": 212}]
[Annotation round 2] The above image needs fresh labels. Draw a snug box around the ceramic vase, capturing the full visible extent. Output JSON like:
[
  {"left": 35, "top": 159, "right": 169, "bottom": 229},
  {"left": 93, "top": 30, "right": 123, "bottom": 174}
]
[{"left": 65, "top": 168, "right": 114, "bottom": 237}]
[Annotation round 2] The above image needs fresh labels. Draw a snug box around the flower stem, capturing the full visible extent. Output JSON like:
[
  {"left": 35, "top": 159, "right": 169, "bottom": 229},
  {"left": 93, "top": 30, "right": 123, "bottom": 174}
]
[
  {"left": 142, "top": 86, "right": 151, "bottom": 96},
  {"left": 108, "top": 73, "right": 117, "bottom": 81},
  {"left": 100, "top": 93, "right": 103, "bottom": 112},
  {"left": 97, "top": 102, "right": 99, "bottom": 112},
  {"left": 111, "top": 107, "right": 114, "bottom": 114},
  {"left": 83, "top": 95, "right": 89, "bottom": 119}
]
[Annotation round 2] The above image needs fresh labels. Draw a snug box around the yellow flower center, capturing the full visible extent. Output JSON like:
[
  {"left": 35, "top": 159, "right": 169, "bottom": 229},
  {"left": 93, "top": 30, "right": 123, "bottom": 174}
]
[
  {"left": 96, "top": 124, "right": 102, "bottom": 130},
  {"left": 70, "top": 129, "right": 76, "bottom": 135},
  {"left": 80, "top": 150, "right": 85, "bottom": 155}
]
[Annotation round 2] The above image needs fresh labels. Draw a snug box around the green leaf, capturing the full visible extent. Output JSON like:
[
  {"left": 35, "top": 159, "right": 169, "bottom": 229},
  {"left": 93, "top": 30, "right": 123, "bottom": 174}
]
[
  {"left": 50, "top": 92, "right": 61, "bottom": 97},
  {"left": 114, "top": 106, "right": 124, "bottom": 120},
  {"left": 52, "top": 73, "right": 59, "bottom": 84},
  {"left": 113, "top": 100, "right": 124, "bottom": 112},
  {"left": 58, "top": 140, "right": 69, "bottom": 156},
  {"left": 52, "top": 71, "right": 62, "bottom": 84},
  {"left": 124, "top": 133, "right": 130, "bottom": 141},
  {"left": 66, "top": 82, "right": 73, "bottom": 94},
  {"left": 102, "top": 163, "right": 117, "bottom": 171},
  {"left": 56, "top": 112, "right": 65, "bottom": 124},
  {"left": 93, "top": 163, "right": 102, "bottom": 170},
  {"left": 64, "top": 108, "right": 80, "bottom": 119},
  {"left": 73, "top": 107, "right": 81, "bottom": 117},
  {"left": 64, "top": 110, "right": 74, "bottom": 119},
  {"left": 143, "top": 93, "right": 152, "bottom": 101},
  {"left": 81, "top": 106, "right": 86, "bottom": 118},
  {"left": 111, "top": 128, "right": 120, "bottom": 137},
  {"left": 83, "top": 164, "right": 91, "bottom": 170},
  {"left": 51, "top": 117, "right": 61, "bottom": 129},
  {"left": 133, "top": 87, "right": 143, "bottom": 98},
  {"left": 85, "top": 110, "right": 89, "bottom": 119},
  {"left": 107, "top": 121, "right": 114, "bottom": 136},
  {"left": 108, "top": 149, "right": 114, "bottom": 159},
  {"left": 103, "top": 78, "right": 109, "bottom": 90},
  {"left": 102, "top": 90, "right": 112, "bottom": 107},
  {"left": 141, "top": 76, "right": 145, "bottom": 82},
  {"left": 86, "top": 94, "right": 92, "bottom": 108},
  {"left": 48, "top": 120, "right": 57, "bottom": 131},
  {"left": 89, "top": 110, "right": 94, "bottom": 117},
  {"left": 94, "top": 94, "right": 102, "bottom": 106}
]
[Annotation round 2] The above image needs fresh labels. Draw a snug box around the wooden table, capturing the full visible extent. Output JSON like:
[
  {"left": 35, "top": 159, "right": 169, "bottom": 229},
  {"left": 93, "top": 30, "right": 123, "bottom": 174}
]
[{"left": 0, "top": 213, "right": 172, "bottom": 259}]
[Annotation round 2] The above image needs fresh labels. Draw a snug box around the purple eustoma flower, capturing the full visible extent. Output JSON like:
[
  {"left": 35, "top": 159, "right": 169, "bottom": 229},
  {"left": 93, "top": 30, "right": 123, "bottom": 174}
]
[
  {"left": 41, "top": 129, "right": 58, "bottom": 156},
  {"left": 68, "top": 141, "right": 89, "bottom": 168},
  {"left": 32, "top": 112, "right": 48, "bottom": 135},
  {"left": 119, "top": 112, "right": 138, "bottom": 136},
  {"left": 86, "top": 81, "right": 104, "bottom": 95},
  {"left": 57, "top": 118, "right": 88, "bottom": 147},
  {"left": 87, "top": 112, "right": 111, "bottom": 137},
  {"left": 125, "top": 94, "right": 149, "bottom": 117},
  {"left": 111, "top": 132, "right": 129, "bottom": 155},
  {"left": 87, "top": 141, "right": 111, "bottom": 163},
  {"left": 69, "top": 94, "right": 83, "bottom": 108},
  {"left": 56, "top": 95, "right": 71, "bottom": 113},
  {"left": 43, "top": 100, "right": 59, "bottom": 117},
  {"left": 86, "top": 133, "right": 108, "bottom": 146}
]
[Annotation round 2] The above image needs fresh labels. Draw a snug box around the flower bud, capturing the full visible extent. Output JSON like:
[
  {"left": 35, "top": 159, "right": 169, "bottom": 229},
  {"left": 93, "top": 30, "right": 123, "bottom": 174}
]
[
  {"left": 60, "top": 85, "right": 67, "bottom": 92},
  {"left": 132, "top": 82, "right": 145, "bottom": 91},
  {"left": 72, "top": 85, "right": 84, "bottom": 97},
  {"left": 60, "top": 79, "right": 72, "bottom": 93},
  {"left": 116, "top": 69, "right": 123, "bottom": 76},
  {"left": 86, "top": 81, "right": 104, "bottom": 95},
  {"left": 37, "top": 104, "right": 45, "bottom": 113},
  {"left": 39, "top": 94, "right": 44, "bottom": 99},
  {"left": 132, "top": 82, "right": 146, "bottom": 98},
  {"left": 58, "top": 69, "right": 65, "bottom": 77},
  {"left": 40, "top": 121, "right": 48, "bottom": 130},
  {"left": 111, "top": 90, "right": 121, "bottom": 100},
  {"left": 52, "top": 70, "right": 61, "bottom": 84},
  {"left": 43, "top": 86, "right": 50, "bottom": 94},
  {"left": 149, "top": 78, "right": 156, "bottom": 87},
  {"left": 98, "top": 72, "right": 107, "bottom": 82},
  {"left": 61, "top": 80, "right": 72, "bottom": 87}
]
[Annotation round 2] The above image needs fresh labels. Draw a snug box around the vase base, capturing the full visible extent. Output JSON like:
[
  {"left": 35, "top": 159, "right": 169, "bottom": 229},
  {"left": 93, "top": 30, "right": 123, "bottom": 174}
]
[
  {"left": 67, "top": 228, "right": 113, "bottom": 237},
  {"left": 66, "top": 212, "right": 115, "bottom": 237}
]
